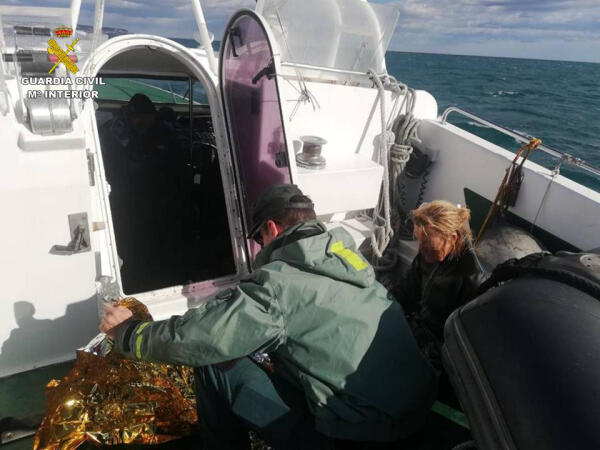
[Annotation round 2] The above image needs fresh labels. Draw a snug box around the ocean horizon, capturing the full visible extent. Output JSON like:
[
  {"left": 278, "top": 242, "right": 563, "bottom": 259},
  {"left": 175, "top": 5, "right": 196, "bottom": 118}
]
[{"left": 387, "top": 49, "right": 600, "bottom": 66}]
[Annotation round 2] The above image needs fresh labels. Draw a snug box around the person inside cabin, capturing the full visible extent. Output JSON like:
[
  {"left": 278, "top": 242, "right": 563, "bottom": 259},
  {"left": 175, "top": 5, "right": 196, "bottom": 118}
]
[
  {"left": 101, "top": 93, "right": 182, "bottom": 196},
  {"left": 101, "top": 93, "right": 156, "bottom": 183},
  {"left": 100, "top": 183, "right": 437, "bottom": 450},
  {"left": 99, "top": 93, "right": 182, "bottom": 291},
  {"left": 392, "top": 200, "right": 484, "bottom": 366}
]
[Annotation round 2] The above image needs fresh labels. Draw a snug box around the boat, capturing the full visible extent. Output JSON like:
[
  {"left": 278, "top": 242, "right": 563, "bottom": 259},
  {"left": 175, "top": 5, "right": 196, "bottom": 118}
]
[{"left": 1, "top": 0, "right": 599, "bottom": 448}]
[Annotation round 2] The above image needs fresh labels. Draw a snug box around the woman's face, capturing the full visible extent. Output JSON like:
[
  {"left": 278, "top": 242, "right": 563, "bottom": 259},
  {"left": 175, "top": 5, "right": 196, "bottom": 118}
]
[{"left": 414, "top": 226, "right": 458, "bottom": 263}]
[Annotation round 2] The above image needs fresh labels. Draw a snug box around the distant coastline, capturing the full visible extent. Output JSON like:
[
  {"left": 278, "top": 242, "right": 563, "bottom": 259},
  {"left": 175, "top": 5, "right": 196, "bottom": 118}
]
[{"left": 386, "top": 49, "right": 600, "bottom": 66}]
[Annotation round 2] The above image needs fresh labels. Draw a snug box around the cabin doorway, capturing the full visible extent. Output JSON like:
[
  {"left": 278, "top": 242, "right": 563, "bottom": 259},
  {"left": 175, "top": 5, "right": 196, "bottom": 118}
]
[{"left": 93, "top": 51, "right": 236, "bottom": 295}]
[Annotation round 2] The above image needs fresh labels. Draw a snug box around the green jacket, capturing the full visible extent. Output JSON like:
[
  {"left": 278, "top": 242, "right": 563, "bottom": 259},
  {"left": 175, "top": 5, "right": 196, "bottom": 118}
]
[{"left": 114, "top": 221, "right": 436, "bottom": 441}]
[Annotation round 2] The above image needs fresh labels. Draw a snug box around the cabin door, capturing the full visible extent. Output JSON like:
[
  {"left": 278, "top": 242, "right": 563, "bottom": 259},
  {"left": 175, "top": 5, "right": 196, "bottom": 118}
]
[
  {"left": 220, "top": 11, "right": 291, "bottom": 259},
  {"left": 81, "top": 36, "right": 247, "bottom": 300}
]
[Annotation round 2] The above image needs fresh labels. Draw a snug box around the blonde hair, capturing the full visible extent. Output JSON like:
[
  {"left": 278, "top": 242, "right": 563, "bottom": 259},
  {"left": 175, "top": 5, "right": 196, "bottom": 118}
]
[{"left": 411, "top": 200, "right": 472, "bottom": 255}]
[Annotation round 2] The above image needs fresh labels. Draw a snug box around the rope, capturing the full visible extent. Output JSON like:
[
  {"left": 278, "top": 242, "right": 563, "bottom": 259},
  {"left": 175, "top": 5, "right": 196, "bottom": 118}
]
[
  {"left": 367, "top": 70, "right": 420, "bottom": 266},
  {"left": 368, "top": 69, "right": 393, "bottom": 259},
  {"left": 474, "top": 138, "right": 541, "bottom": 246},
  {"left": 389, "top": 82, "right": 419, "bottom": 212},
  {"left": 530, "top": 160, "right": 562, "bottom": 232}
]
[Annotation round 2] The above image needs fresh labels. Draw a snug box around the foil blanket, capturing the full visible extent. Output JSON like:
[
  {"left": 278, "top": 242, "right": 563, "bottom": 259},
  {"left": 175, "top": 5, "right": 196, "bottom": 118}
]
[{"left": 34, "top": 298, "right": 198, "bottom": 449}]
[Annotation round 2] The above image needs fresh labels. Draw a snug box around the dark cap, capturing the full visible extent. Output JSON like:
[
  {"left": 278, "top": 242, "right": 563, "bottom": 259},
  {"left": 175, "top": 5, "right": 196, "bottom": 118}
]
[
  {"left": 247, "top": 184, "right": 314, "bottom": 239},
  {"left": 128, "top": 93, "right": 156, "bottom": 114}
]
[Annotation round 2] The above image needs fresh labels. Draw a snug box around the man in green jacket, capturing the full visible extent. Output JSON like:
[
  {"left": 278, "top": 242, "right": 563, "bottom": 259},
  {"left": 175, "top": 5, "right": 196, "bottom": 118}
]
[{"left": 101, "top": 184, "right": 436, "bottom": 449}]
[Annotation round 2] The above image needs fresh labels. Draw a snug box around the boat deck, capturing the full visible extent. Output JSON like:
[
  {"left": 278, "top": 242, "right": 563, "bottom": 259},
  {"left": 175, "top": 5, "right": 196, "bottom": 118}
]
[
  {"left": 1, "top": 360, "right": 472, "bottom": 449},
  {"left": 1, "top": 362, "right": 73, "bottom": 450}
]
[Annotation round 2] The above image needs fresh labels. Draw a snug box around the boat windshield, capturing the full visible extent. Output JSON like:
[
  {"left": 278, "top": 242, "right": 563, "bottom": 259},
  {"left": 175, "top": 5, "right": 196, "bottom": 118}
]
[
  {"left": 258, "top": 0, "right": 399, "bottom": 74},
  {"left": 95, "top": 78, "right": 208, "bottom": 105}
]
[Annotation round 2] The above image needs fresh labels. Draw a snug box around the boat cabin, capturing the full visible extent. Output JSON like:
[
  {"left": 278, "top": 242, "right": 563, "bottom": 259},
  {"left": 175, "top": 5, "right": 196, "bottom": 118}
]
[
  {"left": 1, "top": 0, "right": 599, "bottom": 379},
  {"left": 0, "top": 0, "right": 439, "bottom": 378}
]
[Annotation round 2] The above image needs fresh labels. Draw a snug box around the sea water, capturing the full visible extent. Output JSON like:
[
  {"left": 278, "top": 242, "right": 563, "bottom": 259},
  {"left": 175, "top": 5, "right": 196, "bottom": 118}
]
[{"left": 386, "top": 52, "right": 600, "bottom": 192}]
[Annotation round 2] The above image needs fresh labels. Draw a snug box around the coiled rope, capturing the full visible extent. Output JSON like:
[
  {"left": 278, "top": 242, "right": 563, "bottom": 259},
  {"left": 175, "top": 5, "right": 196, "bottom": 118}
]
[
  {"left": 368, "top": 70, "right": 393, "bottom": 259},
  {"left": 367, "top": 70, "right": 420, "bottom": 261}
]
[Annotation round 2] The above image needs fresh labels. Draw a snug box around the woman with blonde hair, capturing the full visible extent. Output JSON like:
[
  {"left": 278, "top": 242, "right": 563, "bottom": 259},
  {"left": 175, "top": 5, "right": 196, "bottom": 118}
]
[{"left": 393, "top": 200, "right": 484, "bottom": 348}]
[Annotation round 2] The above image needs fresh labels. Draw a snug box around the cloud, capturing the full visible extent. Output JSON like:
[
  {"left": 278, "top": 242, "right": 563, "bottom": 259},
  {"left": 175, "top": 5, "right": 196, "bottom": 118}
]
[
  {"left": 90, "top": 0, "right": 254, "bottom": 36},
  {"left": 392, "top": 0, "right": 600, "bottom": 40},
  {"left": 386, "top": 0, "right": 600, "bottom": 61},
  {"left": 2, "top": 0, "right": 598, "bottom": 62},
  {"left": 1, "top": 0, "right": 253, "bottom": 37}
]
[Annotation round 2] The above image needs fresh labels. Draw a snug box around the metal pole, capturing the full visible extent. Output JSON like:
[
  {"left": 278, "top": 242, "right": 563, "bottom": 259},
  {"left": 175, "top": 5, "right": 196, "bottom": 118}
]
[
  {"left": 280, "top": 61, "right": 372, "bottom": 77},
  {"left": 91, "top": 0, "right": 105, "bottom": 52},
  {"left": 70, "top": 0, "right": 82, "bottom": 33},
  {"left": 190, "top": 0, "right": 217, "bottom": 76}
]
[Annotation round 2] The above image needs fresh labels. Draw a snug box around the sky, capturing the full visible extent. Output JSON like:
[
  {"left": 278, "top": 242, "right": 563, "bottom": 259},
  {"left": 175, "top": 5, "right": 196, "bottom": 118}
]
[{"left": 1, "top": 0, "right": 599, "bottom": 63}]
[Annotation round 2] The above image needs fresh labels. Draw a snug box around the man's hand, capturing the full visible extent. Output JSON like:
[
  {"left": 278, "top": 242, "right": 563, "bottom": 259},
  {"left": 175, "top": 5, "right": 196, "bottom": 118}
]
[{"left": 99, "top": 304, "right": 133, "bottom": 337}]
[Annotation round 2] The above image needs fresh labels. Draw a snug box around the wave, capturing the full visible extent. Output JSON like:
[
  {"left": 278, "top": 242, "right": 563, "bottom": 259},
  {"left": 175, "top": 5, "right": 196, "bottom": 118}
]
[{"left": 491, "top": 90, "right": 522, "bottom": 97}]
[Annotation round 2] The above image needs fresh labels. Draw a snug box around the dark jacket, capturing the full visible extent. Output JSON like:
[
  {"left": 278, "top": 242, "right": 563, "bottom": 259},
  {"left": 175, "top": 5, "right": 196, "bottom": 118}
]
[
  {"left": 114, "top": 221, "right": 436, "bottom": 441},
  {"left": 393, "top": 248, "right": 484, "bottom": 339}
]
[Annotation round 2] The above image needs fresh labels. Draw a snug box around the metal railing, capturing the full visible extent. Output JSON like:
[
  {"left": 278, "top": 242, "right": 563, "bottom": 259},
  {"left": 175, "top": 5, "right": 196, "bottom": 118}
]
[
  {"left": 280, "top": 61, "right": 374, "bottom": 78},
  {"left": 441, "top": 106, "right": 600, "bottom": 179}
]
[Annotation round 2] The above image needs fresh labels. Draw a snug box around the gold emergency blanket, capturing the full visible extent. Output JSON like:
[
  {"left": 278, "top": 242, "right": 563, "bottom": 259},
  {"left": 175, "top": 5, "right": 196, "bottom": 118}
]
[{"left": 34, "top": 298, "right": 198, "bottom": 449}]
